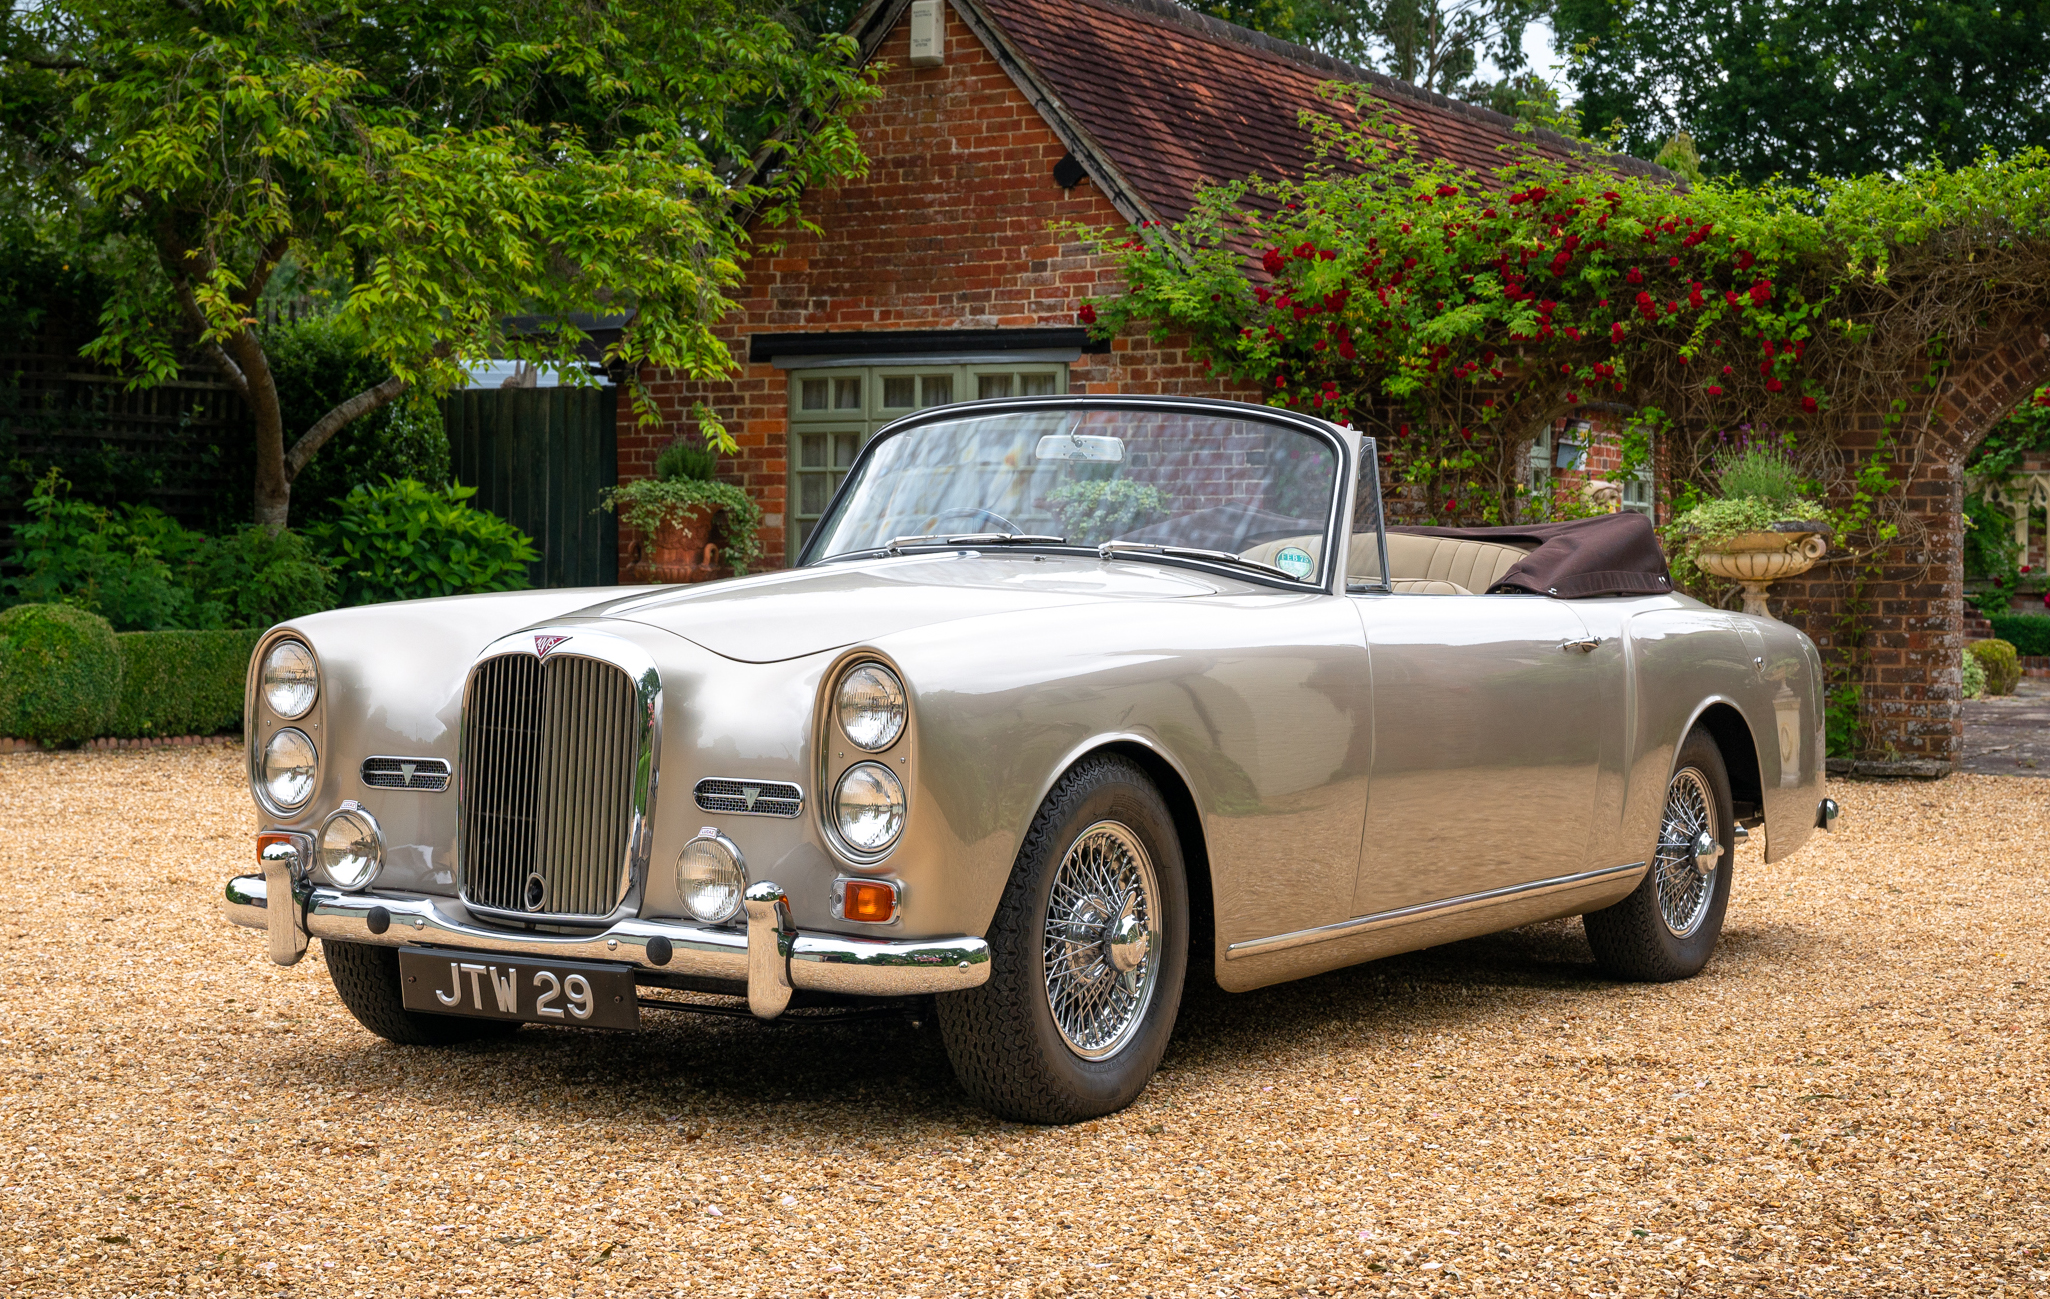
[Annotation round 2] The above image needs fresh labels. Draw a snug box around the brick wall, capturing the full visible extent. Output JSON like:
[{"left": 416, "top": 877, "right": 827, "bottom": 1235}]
[{"left": 620, "top": 10, "right": 1258, "bottom": 574}]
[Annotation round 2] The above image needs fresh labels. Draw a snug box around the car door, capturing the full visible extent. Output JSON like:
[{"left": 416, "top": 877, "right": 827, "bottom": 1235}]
[{"left": 1348, "top": 592, "right": 1613, "bottom": 918}]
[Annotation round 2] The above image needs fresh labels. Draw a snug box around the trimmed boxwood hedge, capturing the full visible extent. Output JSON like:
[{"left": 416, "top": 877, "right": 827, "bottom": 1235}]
[
  {"left": 1989, "top": 614, "right": 2050, "bottom": 658},
  {"left": 109, "top": 629, "right": 264, "bottom": 738},
  {"left": 0, "top": 604, "right": 124, "bottom": 744}
]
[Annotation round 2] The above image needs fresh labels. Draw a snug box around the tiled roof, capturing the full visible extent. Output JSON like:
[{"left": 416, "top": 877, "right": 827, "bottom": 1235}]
[{"left": 972, "top": 0, "right": 1668, "bottom": 225}]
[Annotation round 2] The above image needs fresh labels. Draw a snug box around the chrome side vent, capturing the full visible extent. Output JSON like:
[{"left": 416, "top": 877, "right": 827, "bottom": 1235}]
[
  {"left": 460, "top": 652, "right": 645, "bottom": 920},
  {"left": 693, "top": 778, "right": 804, "bottom": 818},
  {"left": 361, "top": 756, "right": 451, "bottom": 791}
]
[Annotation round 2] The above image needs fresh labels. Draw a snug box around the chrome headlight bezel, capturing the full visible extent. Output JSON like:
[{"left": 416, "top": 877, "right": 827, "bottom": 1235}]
[
  {"left": 260, "top": 638, "right": 319, "bottom": 720},
  {"left": 835, "top": 662, "right": 907, "bottom": 752},
  {"left": 675, "top": 829, "right": 747, "bottom": 925},
  {"left": 260, "top": 727, "right": 319, "bottom": 811},
  {"left": 318, "top": 803, "right": 383, "bottom": 891},
  {"left": 832, "top": 761, "right": 907, "bottom": 856}
]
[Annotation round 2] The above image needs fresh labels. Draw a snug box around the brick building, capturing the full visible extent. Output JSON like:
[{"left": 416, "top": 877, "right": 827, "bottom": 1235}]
[
  {"left": 620, "top": 0, "right": 1626, "bottom": 568},
  {"left": 620, "top": 0, "right": 2050, "bottom": 771}
]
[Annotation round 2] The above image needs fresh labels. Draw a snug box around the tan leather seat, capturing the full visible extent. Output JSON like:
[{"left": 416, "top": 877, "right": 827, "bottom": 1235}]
[
  {"left": 1242, "top": 532, "right": 1529, "bottom": 592},
  {"left": 1388, "top": 578, "right": 1471, "bottom": 595}
]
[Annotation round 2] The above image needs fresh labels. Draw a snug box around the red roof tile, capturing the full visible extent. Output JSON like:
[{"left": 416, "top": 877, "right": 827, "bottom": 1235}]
[{"left": 972, "top": 0, "right": 1665, "bottom": 225}]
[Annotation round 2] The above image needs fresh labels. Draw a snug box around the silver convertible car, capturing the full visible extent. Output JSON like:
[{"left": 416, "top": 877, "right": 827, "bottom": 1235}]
[{"left": 224, "top": 396, "right": 1837, "bottom": 1123}]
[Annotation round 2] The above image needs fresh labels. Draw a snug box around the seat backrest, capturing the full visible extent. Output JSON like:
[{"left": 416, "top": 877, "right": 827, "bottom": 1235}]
[
  {"left": 1388, "top": 578, "right": 1472, "bottom": 595},
  {"left": 1383, "top": 533, "right": 1530, "bottom": 591}
]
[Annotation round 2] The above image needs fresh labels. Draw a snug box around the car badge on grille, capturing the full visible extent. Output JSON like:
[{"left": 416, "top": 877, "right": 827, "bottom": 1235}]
[
  {"left": 533, "top": 634, "right": 569, "bottom": 658},
  {"left": 400, "top": 761, "right": 417, "bottom": 785},
  {"left": 742, "top": 784, "right": 762, "bottom": 811}
]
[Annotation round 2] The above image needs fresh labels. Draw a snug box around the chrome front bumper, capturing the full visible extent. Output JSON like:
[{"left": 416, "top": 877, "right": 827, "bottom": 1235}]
[{"left": 222, "top": 871, "right": 990, "bottom": 1020}]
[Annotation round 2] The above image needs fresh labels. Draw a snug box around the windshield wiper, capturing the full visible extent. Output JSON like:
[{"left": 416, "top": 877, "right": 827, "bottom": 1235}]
[
  {"left": 1096, "top": 539, "right": 1306, "bottom": 582},
  {"left": 882, "top": 532, "right": 1067, "bottom": 552}
]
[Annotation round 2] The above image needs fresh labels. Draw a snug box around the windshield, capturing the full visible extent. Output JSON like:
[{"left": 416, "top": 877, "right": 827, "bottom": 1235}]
[{"left": 804, "top": 407, "right": 1344, "bottom": 582}]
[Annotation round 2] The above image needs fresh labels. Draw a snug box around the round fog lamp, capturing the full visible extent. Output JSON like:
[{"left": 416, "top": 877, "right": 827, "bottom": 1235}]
[
  {"left": 676, "top": 832, "right": 746, "bottom": 924},
  {"left": 261, "top": 639, "right": 318, "bottom": 719},
  {"left": 836, "top": 663, "right": 906, "bottom": 751},
  {"left": 320, "top": 806, "right": 383, "bottom": 890},
  {"left": 833, "top": 762, "right": 905, "bottom": 854},
  {"left": 261, "top": 728, "right": 318, "bottom": 810}
]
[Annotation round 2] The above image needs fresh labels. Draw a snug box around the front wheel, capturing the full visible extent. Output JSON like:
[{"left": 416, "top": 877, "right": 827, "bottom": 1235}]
[
  {"left": 936, "top": 755, "right": 1189, "bottom": 1123},
  {"left": 1583, "top": 726, "right": 1735, "bottom": 981}
]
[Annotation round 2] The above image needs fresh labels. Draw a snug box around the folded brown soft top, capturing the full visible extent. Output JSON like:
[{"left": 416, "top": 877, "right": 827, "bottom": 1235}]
[{"left": 1391, "top": 511, "right": 1674, "bottom": 599}]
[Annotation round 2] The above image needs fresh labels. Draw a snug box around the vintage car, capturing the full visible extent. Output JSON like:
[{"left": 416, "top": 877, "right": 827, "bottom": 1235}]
[{"left": 223, "top": 395, "right": 1838, "bottom": 1123}]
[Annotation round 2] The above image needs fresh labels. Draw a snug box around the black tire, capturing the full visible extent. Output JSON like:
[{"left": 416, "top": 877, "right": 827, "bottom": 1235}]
[
  {"left": 936, "top": 755, "right": 1189, "bottom": 1123},
  {"left": 1583, "top": 725, "right": 1735, "bottom": 982},
  {"left": 322, "top": 940, "right": 521, "bottom": 1046}
]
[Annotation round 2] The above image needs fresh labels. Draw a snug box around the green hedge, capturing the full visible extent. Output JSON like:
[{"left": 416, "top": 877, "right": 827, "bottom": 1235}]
[
  {"left": 108, "top": 629, "right": 263, "bottom": 738},
  {"left": 0, "top": 603, "right": 123, "bottom": 743},
  {"left": 1989, "top": 614, "right": 2050, "bottom": 658}
]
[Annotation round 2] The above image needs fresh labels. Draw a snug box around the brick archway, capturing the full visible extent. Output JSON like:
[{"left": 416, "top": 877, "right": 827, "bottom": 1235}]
[{"left": 1769, "top": 318, "right": 2050, "bottom": 775}]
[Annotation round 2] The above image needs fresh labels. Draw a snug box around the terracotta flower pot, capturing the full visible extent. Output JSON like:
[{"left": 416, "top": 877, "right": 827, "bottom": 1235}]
[
  {"left": 1695, "top": 524, "right": 1829, "bottom": 619},
  {"left": 649, "top": 507, "right": 715, "bottom": 568}
]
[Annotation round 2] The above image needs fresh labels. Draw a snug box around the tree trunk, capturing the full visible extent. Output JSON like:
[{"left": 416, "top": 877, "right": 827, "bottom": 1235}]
[{"left": 249, "top": 353, "right": 293, "bottom": 532}]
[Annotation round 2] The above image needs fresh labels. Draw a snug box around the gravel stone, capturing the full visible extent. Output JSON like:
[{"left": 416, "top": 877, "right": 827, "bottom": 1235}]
[{"left": 2, "top": 748, "right": 2045, "bottom": 1296}]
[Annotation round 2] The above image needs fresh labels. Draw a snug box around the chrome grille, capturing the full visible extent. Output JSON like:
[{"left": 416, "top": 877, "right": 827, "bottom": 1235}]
[
  {"left": 460, "top": 653, "right": 644, "bottom": 919},
  {"left": 693, "top": 777, "right": 803, "bottom": 818},
  {"left": 361, "top": 756, "right": 451, "bottom": 792}
]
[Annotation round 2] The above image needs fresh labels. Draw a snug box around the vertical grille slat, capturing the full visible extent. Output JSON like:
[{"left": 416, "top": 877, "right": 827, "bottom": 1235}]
[{"left": 461, "top": 652, "right": 644, "bottom": 920}]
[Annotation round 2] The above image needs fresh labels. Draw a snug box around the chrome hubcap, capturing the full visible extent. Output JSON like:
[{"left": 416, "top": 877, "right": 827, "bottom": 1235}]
[
  {"left": 1656, "top": 768, "right": 1719, "bottom": 938},
  {"left": 1043, "top": 821, "right": 1160, "bottom": 1059}
]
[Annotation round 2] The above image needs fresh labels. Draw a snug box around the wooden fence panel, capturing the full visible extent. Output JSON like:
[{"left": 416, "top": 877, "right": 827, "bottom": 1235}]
[{"left": 443, "top": 385, "right": 618, "bottom": 590}]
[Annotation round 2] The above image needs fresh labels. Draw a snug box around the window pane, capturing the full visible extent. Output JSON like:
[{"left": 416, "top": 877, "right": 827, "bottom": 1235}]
[
  {"left": 1020, "top": 372, "right": 1057, "bottom": 396},
  {"left": 800, "top": 474, "right": 828, "bottom": 514},
  {"left": 800, "top": 378, "right": 828, "bottom": 411},
  {"left": 978, "top": 374, "right": 1013, "bottom": 399},
  {"left": 883, "top": 376, "right": 915, "bottom": 407},
  {"left": 834, "top": 432, "right": 861, "bottom": 469},
  {"left": 798, "top": 433, "right": 826, "bottom": 469},
  {"left": 834, "top": 377, "right": 862, "bottom": 410},
  {"left": 919, "top": 374, "right": 952, "bottom": 407}
]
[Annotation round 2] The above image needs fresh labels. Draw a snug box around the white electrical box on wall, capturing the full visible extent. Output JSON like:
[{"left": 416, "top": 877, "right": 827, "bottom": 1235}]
[{"left": 909, "top": 0, "right": 945, "bottom": 66}]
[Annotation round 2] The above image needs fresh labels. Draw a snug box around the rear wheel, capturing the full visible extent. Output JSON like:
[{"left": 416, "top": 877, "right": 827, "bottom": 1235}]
[
  {"left": 1583, "top": 726, "right": 1735, "bottom": 982},
  {"left": 936, "top": 755, "right": 1189, "bottom": 1123},
  {"left": 323, "top": 940, "right": 520, "bottom": 1046}
]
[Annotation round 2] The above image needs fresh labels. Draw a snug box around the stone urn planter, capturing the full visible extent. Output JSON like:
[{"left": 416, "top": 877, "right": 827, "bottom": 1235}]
[
  {"left": 630, "top": 507, "right": 724, "bottom": 585},
  {"left": 1694, "top": 521, "right": 1831, "bottom": 619}
]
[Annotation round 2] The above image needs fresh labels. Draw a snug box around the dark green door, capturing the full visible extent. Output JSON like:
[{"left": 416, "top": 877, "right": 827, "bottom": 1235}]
[{"left": 443, "top": 386, "right": 618, "bottom": 589}]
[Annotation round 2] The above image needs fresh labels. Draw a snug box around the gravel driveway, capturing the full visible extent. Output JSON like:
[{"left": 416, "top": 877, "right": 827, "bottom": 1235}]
[{"left": 2, "top": 749, "right": 2045, "bottom": 1297}]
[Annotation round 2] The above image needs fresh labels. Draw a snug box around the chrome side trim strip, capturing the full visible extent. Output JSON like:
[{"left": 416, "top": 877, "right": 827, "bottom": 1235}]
[
  {"left": 221, "top": 875, "right": 991, "bottom": 1000},
  {"left": 1223, "top": 861, "right": 1648, "bottom": 961}
]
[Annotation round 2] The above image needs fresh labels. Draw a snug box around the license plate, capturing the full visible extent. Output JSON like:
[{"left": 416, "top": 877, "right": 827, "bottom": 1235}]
[{"left": 398, "top": 947, "right": 640, "bottom": 1031}]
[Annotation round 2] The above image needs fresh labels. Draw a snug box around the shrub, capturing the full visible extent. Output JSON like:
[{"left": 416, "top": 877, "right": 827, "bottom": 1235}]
[
  {"left": 266, "top": 314, "right": 452, "bottom": 524},
  {"left": 653, "top": 439, "right": 719, "bottom": 483},
  {"left": 1713, "top": 443, "right": 1808, "bottom": 510},
  {"left": 1962, "top": 651, "right": 1987, "bottom": 700},
  {"left": 1989, "top": 613, "right": 2050, "bottom": 657},
  {"left": 310, "top": 478, "right": 538, "bottom": 605},
  {"left": 0, "top": 603, "right": 122, "bottom": 743},
  {"left": 1967, "top": 638, "right": 2021, "bottom": 696},
  {"left": 109, "top": 629, "right": 263, "bottom": 737},
  {"left": 6, "top": 471, "right": 337, "bottom": 630}
]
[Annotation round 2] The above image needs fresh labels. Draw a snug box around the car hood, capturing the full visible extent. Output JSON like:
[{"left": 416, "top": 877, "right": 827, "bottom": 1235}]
[{"left": 577, "top": 551, "right": 1230, "bottom": 662}]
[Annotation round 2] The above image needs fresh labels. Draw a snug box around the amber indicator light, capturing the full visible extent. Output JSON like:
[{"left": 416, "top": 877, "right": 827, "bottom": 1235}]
[
  {"left": 842, "top": 880, "right": 896, "bottom": 924},
  {"left": 256, "top": 831, "right": 295, "bottom": 855}
]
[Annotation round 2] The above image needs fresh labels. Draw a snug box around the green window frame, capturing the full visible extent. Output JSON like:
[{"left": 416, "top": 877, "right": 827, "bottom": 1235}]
[{"left": 787, "top": 360, "right": 1067, "bottom": 561}]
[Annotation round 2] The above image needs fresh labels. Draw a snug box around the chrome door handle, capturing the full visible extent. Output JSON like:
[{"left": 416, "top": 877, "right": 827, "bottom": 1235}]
[{"left": 1560, "top": 637, "right": 1602, "bottom": 653}]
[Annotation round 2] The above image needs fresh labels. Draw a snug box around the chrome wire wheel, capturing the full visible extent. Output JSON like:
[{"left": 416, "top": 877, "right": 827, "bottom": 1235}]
[
  {"left": 1654, "top": 767, "right": 1719, "bottom": 938},
  {"left": 1042, "top": 820, "right": 1161, "bottom": 1060}
]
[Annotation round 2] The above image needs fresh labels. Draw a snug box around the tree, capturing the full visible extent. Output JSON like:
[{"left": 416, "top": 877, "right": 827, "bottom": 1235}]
[
  {"left": 1199, "top": 1, "right": 1543, "bottom": 99},
  {"left": 1550, "top": 0, "right": 2050, "bottom": 183},
  {"left": 0, "top": 0, "right": 876, "bottom": 530}
]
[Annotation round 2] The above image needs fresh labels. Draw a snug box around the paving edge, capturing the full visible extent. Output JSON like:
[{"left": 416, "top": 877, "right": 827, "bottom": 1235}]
[{"left": 0, "top": 734, "right": 242, "bottom": 755}]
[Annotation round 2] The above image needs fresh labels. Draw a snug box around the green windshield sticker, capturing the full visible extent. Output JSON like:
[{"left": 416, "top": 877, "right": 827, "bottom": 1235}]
[{"left": 1275, "top": 546, "right": 1314, "bottom": 579}]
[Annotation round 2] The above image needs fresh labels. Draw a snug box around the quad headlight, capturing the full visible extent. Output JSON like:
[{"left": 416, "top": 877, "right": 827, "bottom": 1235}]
[
  {"left": 836, "top": 662, "right": 906, "bottom": 751},
  {"left": 676, "top": 831, "right": 746, "bottom": 924},
  {"left": 261, "top": 727, "right": 318, "bottom": 810},
  {"left": 261, "top": 639, "right": 319, "bottom": 719},
  {"left": 833, "top": 762, "right": 906, "bottom": 854},
  {"left": 319, "top": 805, "right": 382, "bottom": 890}
]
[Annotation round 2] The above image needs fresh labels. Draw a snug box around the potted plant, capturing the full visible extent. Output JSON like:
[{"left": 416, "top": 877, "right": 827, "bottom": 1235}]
[
  {"left": 1670, "top": 443, "right": 1830, "bottom": 619},
  {"left": 601, "top": 441, "right": 762, "bottom": 582}
]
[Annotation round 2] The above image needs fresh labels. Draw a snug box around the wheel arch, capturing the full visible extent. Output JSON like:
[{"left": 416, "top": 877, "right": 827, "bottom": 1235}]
[{"left": 1686, "top": 699, "right": 1763, "bottom": 820}]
